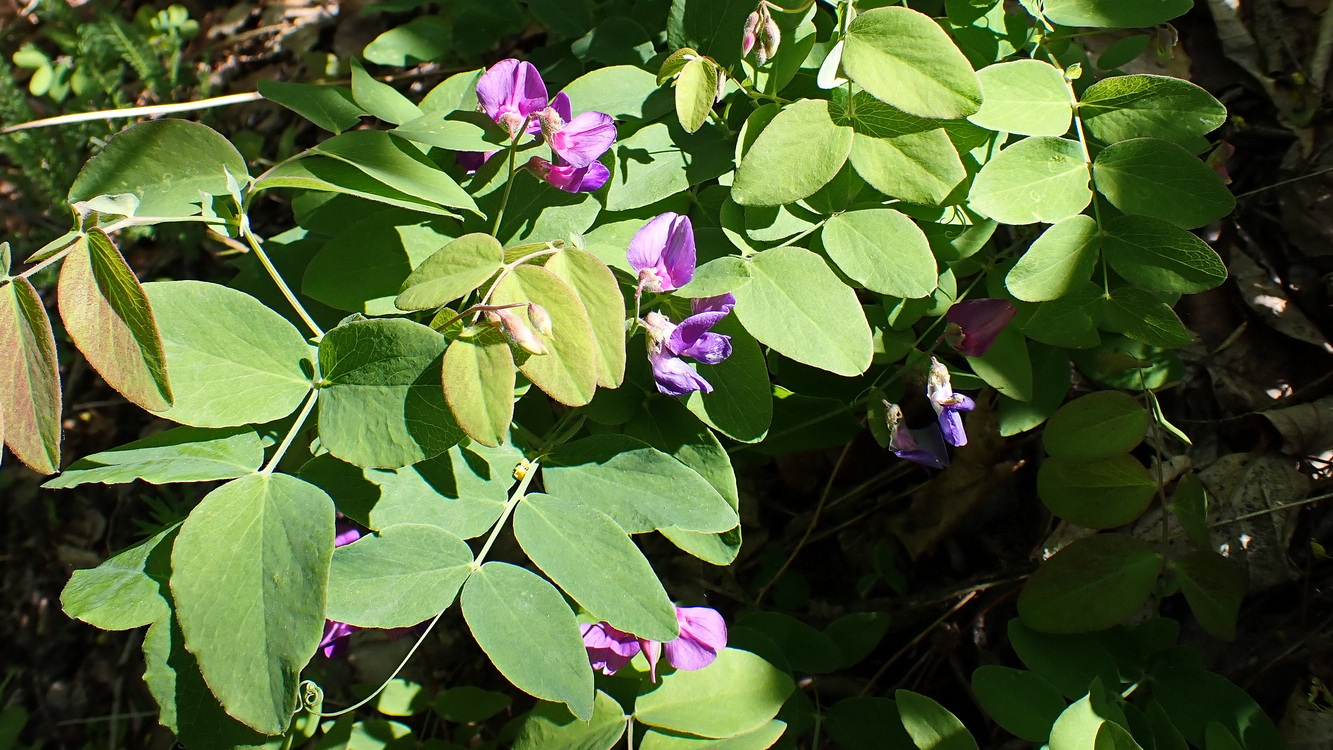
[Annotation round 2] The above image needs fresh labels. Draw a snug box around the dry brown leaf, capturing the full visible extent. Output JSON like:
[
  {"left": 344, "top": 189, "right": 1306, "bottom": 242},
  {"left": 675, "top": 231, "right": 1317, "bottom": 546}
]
[
  {"left": 1262, "top": 395, "right": 1333, "bottom": 456},
  {"left": 1229, "top": 250, "right": 1332, "bottom": 351},
  {"left": 1198, "top": 452, "right": 1306, "bottom": 591}
]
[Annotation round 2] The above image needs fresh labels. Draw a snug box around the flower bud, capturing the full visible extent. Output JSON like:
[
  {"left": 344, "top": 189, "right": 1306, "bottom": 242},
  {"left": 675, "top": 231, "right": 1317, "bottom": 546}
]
[
  {"left": 527, "top": 303, "right": 554, "bottom": 338},
  {"left": 487, "top": 307, "right": 549, "bottom": 355},
  {"left": 759, "top": 14, "right": 780, "bottom": 65},
  {"left": 742, "top": 11, "right": 760, "bottom": 57}
]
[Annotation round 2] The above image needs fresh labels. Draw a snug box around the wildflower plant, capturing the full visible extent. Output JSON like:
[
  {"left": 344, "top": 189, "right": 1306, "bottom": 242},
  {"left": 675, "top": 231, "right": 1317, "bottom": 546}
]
[{"left": 0, "top": 0, "right": 1275, "bottom": 748}]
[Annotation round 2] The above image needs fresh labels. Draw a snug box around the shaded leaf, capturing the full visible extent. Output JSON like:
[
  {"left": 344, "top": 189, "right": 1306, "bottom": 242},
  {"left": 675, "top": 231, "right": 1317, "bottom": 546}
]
[
  {"left": 1018, "top": 534, "right": 1162, "bottom": 633},
  {"left": 44, "top": 426, "right": 262, "bottom": 488}
]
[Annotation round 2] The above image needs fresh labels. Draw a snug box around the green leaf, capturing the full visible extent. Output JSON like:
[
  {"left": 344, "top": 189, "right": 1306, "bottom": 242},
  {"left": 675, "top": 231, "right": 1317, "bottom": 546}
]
[
  {"left": 319, "top": 318, "right": 463, "bottom": 469},
  {"left": 605, "top": 122, "right": 734, "bottom": 212},
  {"left": 515, "top": 493, "right": 677, "bottom": 641},
  {"left": 375, "top": 679, "right": 429, "bottom": 717},
  {"left": 68, "top": 119, "right": 248, "bottom": 218},
  {"left": 732, "top": 246, "right": 872, "bottom": 377},
  {"left": 1049, "top": 678, "right": 1131, "bottom": 750},
  {"left": 485, "top": 175, "right": 603, "bottom": 245},
  {"left": 1023, "top": 281, "right": 1103, "bottom": 349},
  {"left": 170, "top": 473, "right": 335, "bottom": 735},
  {"left": 434, "top": 686, "right": 511, "bottom": 723},
  {"left": 144, "top": 281, "right": 313, "bottom": 428},
  {"left": 894, "top": 690, "right": 980, "bottom": 750},
  {"left": 1038, "top": 455, "right": 1157, "bottom": 529},
  {"left": 841, "top": 7, "right": 982, "bottom": 119},
  {"left": 679, "top": 256, "right": 752, "bottom": 298},
  {"left": 1040, "top": 0, "right": 1193, "bottom": 29},
  {"left": 970, "top": 136, "right": 1092, "bottom": 225},
  {"left": 1092, "top": 138, "right": 1234, "bottom": 229},
  {"left": 1101, "top": 288, "right": 1192, "bottom": 349},
  {"left": 442, "top": 332, "right": 515, "bottom": 448},
  {"left": 634, "top": 648, "right": 794, "bottom": 738},
  {"left": 735, "top": 611, "right": 842, "bottom": 673},
  {"left": 1007, "top": 215, "right": 1101, "bottom": 302},
  {"left": 821, "top": 209, "right": 937, "bottom": 298},
  {"left": 327, "top": 522, "right": 473, "bottom": 628},
  {"left": 1007, "top": 619, "right": 1122, "bottom": 700},
  {"left": 546, "top": 248, "right": 627, "bottom": 389},
  {"left": 1095, "top": 719, "right": 1145, "bottom": 750},
  {"left": 395, "top": 233, "right": 503, "bottom": 311},
  {"left": 543, "top": 434, "right": 738, "bottom": 534},
  {"left": 1151, "top": 656, "right": 1284, "bottom": 749},
  {"left": 1043, "top": 391, "right": 1149, "bottom": 461},
  {"left": 732, "top": 99, "right": 853, "bottom": 207},
  {"left": 391, "top": 111, "right": 508, "bottom": 153},
  {"left": 44, "top": 426, "right": 262, "bottom": 488},
  {"left": 1096, "top": 36, "right": 1152, "bottom": 70},
  {"left": 61, "top": 525, "right": 175, "bottom": 630},
  {"left": 965, "top": 326, "right": 1033, "bottom": 401},
  {"left": 971, "top": 666, "right": 1066, "bottom": 743},
  {"left": 1171, "top": 550, "right": 1244, "bottom": 641},
  {"left": 667, "top": 0, "right": 754, "bottom": 69},
  {"left": 561, "top": 65, "right": 672, "bottom": 121},
  {"left": 299, "top": 443, "right": 514, "bottom": 539},
  {"left": 58, "top": 231, "right": 172, "bottom": 412},
  {"left": 675, "top": 57, "right": 717, "bottom": 134},
  {"left": 825, "top": 698, "right": 915, "bottom": 750},
  {"left": 312, "top": 130, "right": 479, "bottom": 215},
  {"left": 640, "top": 721, "right": 788, "bottom": 749},
  {"left": 142, "top": 616, "right": 280, "bottom": 749},
  {"left": 422, "top": 70, "right": 482, "bottom": 116},
  {"left": 350, "top": 58, "right": 422, "bottom": 125},
  {"left": 1080, "top": 75, "right": 1226, "bottom": 147},
  {"left": 0, "top": 276, "right": 62, "bottom": 474},
  {"left": 969, "top": 60, "right": 1073, "bottom": 136},
  {"left": 825, "top": 612, "right": 892, "bottom": 669},
  {"left": 684, "top": 315, "right": 773, "bottom": 443},
  {"left": 461, "top": 562, "right": 594, "bottom": 720},
  {"left": 829, "top": 89, "right": 967, "bottom": 205},
  {"left": 998, "top": 343, "right": 1072, "bottom": 436},
  {"left": 1170, "top": 473, "right": 1211, "bottom": 550},
  {"left": 491, "top": 265, "right": 598, "bottom": 406},
  {"left": 1102, "top": 214, "right": 1226, "bottom": 293},
  {"left": 1018, "top": 534, "right": 1162, "bottom": 633},
  {"left": 253, "top": 156, "right": 460, "bottom": 217},
  {"left": 512, "top": 691, "right": 627, "bottom": 750},
  {"left": 363, "top": 16, "right": 452, "bottom": 66},
  {"left": 1203, "top": 723, "right": 1243, "bottom": 750},
  {"left": 257, "top": 81, "right": 366, "bottom": 133}
]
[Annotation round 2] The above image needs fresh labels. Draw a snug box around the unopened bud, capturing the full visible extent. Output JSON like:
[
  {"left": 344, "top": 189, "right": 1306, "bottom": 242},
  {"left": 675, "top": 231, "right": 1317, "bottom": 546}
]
[
  {"left": 526, "top": 303, "right": 554, "bottom": 338},
  {"left": 742, "top": 12, "right": 760, "bottom": 57},
  {"left": 759, "top": 15, "right": 780, "bottom": 64},
  {"left": 487, "top": 307, "right": 549, "bottom": 355}
]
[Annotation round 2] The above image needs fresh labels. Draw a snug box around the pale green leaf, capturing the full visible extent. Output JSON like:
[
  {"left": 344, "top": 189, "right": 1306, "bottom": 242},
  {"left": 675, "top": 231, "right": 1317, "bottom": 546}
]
[
  {"left": 395, "top": 233, "right": 503, "bottom": 311},
  {"left": 841, "top": 7, "right": 982, "bottom": 119},
  {"left": 1007, "top": 215, "right": 1101, "bottom": 302},
  {"left": 170, "top": 474, "right": 334, "bottom": 735},
  {"left": 442, "top": 332, "right": 515, "bottom": 448},
  {"left": 969, "top": 60, "right": 1073, "bottom": 136},
  {"left": 970, "top": 136, "right": 1091, "bottom": 225},
  {"left": 1080, "top": 74, "right": 1226, "bottom": 147},
  {"left": 675, "top": 57, "right": 717, "bottom": 134},
  {"left": 1041, "top": 0, "right": 1192, "bottom": 29},
  {"left": 634, "top": 649, "right": 794, "bottom": 738},
  {"left": 895, "top": 690, "right": 980, "bottom": 750},
  {"left": 732, "top": 99, "right": 853, "bottom": 207},
  {"left": 512, "top": 691, "right": 627, "bottom": 750},
  {"left": 461, "top": 562, "right": 595, "bottom": 720},
  {"left": 605, "top": 122, "right": 734, "bottom": 212},
  {"left": 349, "top": 58, "right": 422, "bottom": 125},
  {"left": 829, "top": 90, "right": 967, "bottom": 206},
  {"left": 312, "top": 129, "right": 479, "bottom": 215},
  {"left": 821, "top": 209, "right": 937, "bottom": 298},
  {"left": 327, "top": 522, "right": 473, "bottom": 628},
  {"left": 391, "top": 111, "right": 508, "bottom": 153},
  {"left": 545, "top": 248, "right": 626, "bottom": 389},
  {"left": 44, "top": 426, "right": 262, "bottom": 488},
  {"left": 253, "top": 156, "right": 460, "bottom": 217},
  {"left": 490, "top": 265, "right": 598, "bottom": 406}
]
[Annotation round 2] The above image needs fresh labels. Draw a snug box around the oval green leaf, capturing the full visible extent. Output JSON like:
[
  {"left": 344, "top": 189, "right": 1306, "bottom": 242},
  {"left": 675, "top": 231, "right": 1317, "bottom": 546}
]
[
  {"left": 1041, "top": 0, "right": 1192, "bottom": 29},
  {"left": 44, "top": 426, "right": 262, "bottom": 489},
  {"left": 970, "top": 136, "right": 1091, "bottom": 225},
  {"left": 442, "top": 332, "right": 515, "bottom": 448},
  {"left": 1007, "top": 215, "right": 1101, "bottom": 302},
  {"left": 1018, "top": 534, "right": 1162, "bottom": 633},
  {"left": 971, "top": 666, "right": 1067, "bottom": 743},
  {"left": 841, "top": 7, "right": 982, "bottom": 119},
  {"left": 1170, "top": 550, "right": 1245, "bottom": 641},
  {"left": 634, "top": 648, "right": 794, "bottom": 739},
  {"left": 490, "top": 265, "right": 598, "bottom": 406},
  {"left": 326, "top": 522, "right": 473, "bottom": 628},
  {"left": 894, "top": 690, "right": 980, "bottom": 750},
  {"left": 395, "top": 233, "right": 503, "bottom": 311},
  {"left": 1038, "top": 455, "right": 1157, "bottom": 529},
  {"left": 732, "top": 99, "right": 853, "bottom": 207},
  {"left": 969, "top": 59, "right": 1073, "bottom": 137},
  {"left": 1080, "top": 74, "right": 1226, "bottom": 147},
  {"left": 545, "top": 248, "right": 627, "bottom": 389},
  {"left": 1043, "top": 391, "right": 1149, "bottom": 461},
  {"left": 822, "top": 209, "right": 938, "bottom": 299},
  {"left": 1102, "top": 214, "right": 1227, "bottom": 293},
  {"left": 1091, "top": 138, "right": 1235, "bottom": 229}
]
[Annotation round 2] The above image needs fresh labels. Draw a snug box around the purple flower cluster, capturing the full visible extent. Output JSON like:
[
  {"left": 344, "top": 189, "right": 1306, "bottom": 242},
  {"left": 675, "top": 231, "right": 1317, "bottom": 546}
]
[
  {"left": 581, "top": 606, "right": 727, "bottom": 682},
  {"left": 628, "top": 213, "right": 736, "bottom": 396},
  {"left": 464, "top": 59, "right": 616, "bottom": 193}
]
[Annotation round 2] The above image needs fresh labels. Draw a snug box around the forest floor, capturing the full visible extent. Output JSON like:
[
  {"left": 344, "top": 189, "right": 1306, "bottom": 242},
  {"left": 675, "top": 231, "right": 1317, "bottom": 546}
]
[{"left": 2, "top": 1, "right": 1333, "bottom": 748}]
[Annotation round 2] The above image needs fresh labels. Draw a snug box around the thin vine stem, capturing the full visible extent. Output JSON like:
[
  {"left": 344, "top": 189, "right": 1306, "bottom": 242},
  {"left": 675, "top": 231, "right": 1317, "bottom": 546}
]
[
  {"left": 261, "top": 389, "right": 319, "bottom": 475},
  {"left": 242, "top": 226, "right": 325, "bottom": 340},
  {"left": 491, "top": 115, "right": 535, "bottom": 237},
  {"left": 472, "top": 460, "right": 540, "bottom": 569}
]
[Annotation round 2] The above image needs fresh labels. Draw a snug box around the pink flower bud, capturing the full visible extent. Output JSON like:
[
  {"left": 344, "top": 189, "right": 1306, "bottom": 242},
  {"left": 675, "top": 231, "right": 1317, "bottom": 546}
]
[
  {"left": 487, "top": 307, "right": 549, "bottom": 355},
  {"left": 742, "top": 11, "right": 760, "bottom": 57},
  {"left": 527, "top": 303, "right": 554, "bottom": 338}
]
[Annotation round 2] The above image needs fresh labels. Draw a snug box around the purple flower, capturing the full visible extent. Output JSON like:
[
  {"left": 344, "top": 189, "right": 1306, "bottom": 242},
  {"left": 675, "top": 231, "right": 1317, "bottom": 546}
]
[
  {"left": 580, "top": 607, "right": 728, "bottom": 682},
  {"left": 927, "top": 358, "right": 974, "bottom": 447},
  {"left": 628, "top": 213, "right": 696, "bottom": 294},
  {"left": 319, "top": 523, "right": 364, "bottom": 658},
  {"left": 476, "top": 59, "right": 549, "bottom": 137},
  {"left": 885, "top": 402, "right": 949, "bottom": 469},
  {"left": 945, "top": 299, "right": 1017, "bottom": 357},
  {"left": 538, "top": 94, "right": 617, "bottom": 170},
  {"left": 644, "top": 310, "right": 733, "bottom": 397},
  {"left": 522, "top": 156, "right": 610, "bottom": 193}
]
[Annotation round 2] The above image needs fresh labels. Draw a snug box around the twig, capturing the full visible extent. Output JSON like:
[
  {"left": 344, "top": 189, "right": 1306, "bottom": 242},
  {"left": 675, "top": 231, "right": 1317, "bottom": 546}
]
[
  {"left": 0, "top": 92, "right": 263, "bottom": 134},
  {"left": 860, "top": 591, "right": 978, "bottom": 696},
  {"left": 1233, "top": 165, "right": 1333, "bottom": 198}
]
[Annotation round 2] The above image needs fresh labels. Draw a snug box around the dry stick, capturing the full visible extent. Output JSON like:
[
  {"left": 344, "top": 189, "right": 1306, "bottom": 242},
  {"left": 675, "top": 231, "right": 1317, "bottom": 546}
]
[
  {"left": 754, "top": 434, "right": 861, "bottom": 607},
  {"left": 860, "top": 591, "right": 978, "bottom": 697},
  {"left": 0, "top": 92, "right": 263, "bottom": 134}
]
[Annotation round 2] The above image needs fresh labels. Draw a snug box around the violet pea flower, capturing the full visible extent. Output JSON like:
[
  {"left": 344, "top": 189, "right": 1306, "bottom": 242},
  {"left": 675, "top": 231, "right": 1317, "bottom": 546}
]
[
  {"left": 945, "top": 298, "right": 1017, "bottom": 357},
  {"left": 644, "top": 306, "right": 734, "bottom": 397},
  {"left": 522, "top": 156, "right": 611, "bottom": 193},
  {"left": 628, "top": 212, "right": 695, "bottom": 294},
  {"left": 476, "top": 58, "right": 549, "bottom": 137},
  {"left": 538, "top": 93, "right": 617, "bottom": 170},
  {"left": 885, "top": 401, "right": 949, "bottom": 469},
  {"left": 927, "top": 357, "right": 974, "bottom": 447},
  {"left": 580, "top": 606, "right": 728, "bottom": 682}
]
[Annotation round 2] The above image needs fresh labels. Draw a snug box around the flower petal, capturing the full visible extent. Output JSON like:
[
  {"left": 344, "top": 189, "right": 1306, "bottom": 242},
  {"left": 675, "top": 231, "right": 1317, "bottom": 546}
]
[
  {"left": 550, "top": 111, "right": 617, "bottom": 168},
  {"left": 946, "top": 298, "right": 1016, "bottom": 357},
  {"left": 660, "top": 214, "right": 696, "bottom": 289},
  {"left": 937, "top": 406, "right": 968, "bottom": 447},
  {"left": 628, "top": 213, "right": 679, "bottom": 275},
  {"left": 650, "top": 350, "right": 713, "bottom": 396},
  {"left": 544, "top": 160, "right": 609, "bottom": 193},
  {"left": 691, "top": 294, "right": 736, "bottom": 315},
  {"left": 668, "top": 310, "right": 729, "bottom": 358},
  {"left": 477, "top": 59, "right": 548, "bottom": 125},
  {"left": 676, "top": 607, "right": 727, "bottom": 651}
]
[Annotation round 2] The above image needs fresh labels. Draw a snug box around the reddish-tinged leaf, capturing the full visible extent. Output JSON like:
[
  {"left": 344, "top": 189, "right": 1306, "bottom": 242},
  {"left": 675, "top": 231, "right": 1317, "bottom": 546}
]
[
  {"left": 58, "top": 231, "right": 172, "bottom": 412},
  {"left": 0, "top": 277, "right": 62, "bottom": 473}
]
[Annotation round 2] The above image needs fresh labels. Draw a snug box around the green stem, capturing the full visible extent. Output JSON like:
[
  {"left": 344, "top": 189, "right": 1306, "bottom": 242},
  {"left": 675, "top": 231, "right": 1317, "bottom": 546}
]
[
  {"left": 262, "top": 389, "right": 319, "bottom": 475},
  {"left": 472, "top": 459, "right": 540, "bottom": 569},
  {"left": 242, "top": 226, "right": 325, "bottom": 340},
  {"left": 491, "top": 115, "right": 534, "bottom": 237}
]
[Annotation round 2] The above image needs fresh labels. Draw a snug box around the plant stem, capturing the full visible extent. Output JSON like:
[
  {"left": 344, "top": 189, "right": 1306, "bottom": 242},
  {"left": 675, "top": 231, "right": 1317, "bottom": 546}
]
[
  {"left": 472, "top": 460, "right": 540, "bottom": 569},
  {"left": 261, "top": 389, "right": 319, "bottom": 475},
  {"left": 491, "top": 115, "right": 534, "bottom": 237},
  {"left": 242, "top": 226, "right": 325, "bottom": 340}
]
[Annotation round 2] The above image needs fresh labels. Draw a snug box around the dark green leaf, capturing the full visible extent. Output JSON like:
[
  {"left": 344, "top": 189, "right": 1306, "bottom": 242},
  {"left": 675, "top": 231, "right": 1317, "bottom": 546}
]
[
  {"left": 1018, "top": 534, "right": 1162, "bottom": 633},
  {"left": 512, "top": 691, "right": 626, "bottom": 750},
  {"left": 684, "top": 315, "right": 773, "bottom": 443},
  {"left": 1101, "top": 288, "right": 1193, "bottom": 349},
  {"left": 1038, "top": 455, "right": 1157, "bottom": 529},
  {"left": 1092, "top": 138, "right": 1235, "bottom": 229},
  {"left": 1080, "top": 75, "right": 1226, "bottom": 147},
  {"left": 1102, "top": 214, "right": 1227, "bottom": 294},
  {"left": 327, "top": 522, "right": 473, "bottom": 628},
  {"left": 895, "top": 690, "right": 979, "bottom": 750},
  {"left": 971, "top": 666, "right": 1066, "bottom": 743},
  {"left": 258, "top": 81, "right": 366, "bottom": 133},
  {"left": 44, "top": 426, "right": 261, "bottom": 488},
  {"left": 1171, "top": 550, "right": 1244, "bottom": 641},
  {"left": 1043, "top": 391, "right": 1149, "bottom": 461}
]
